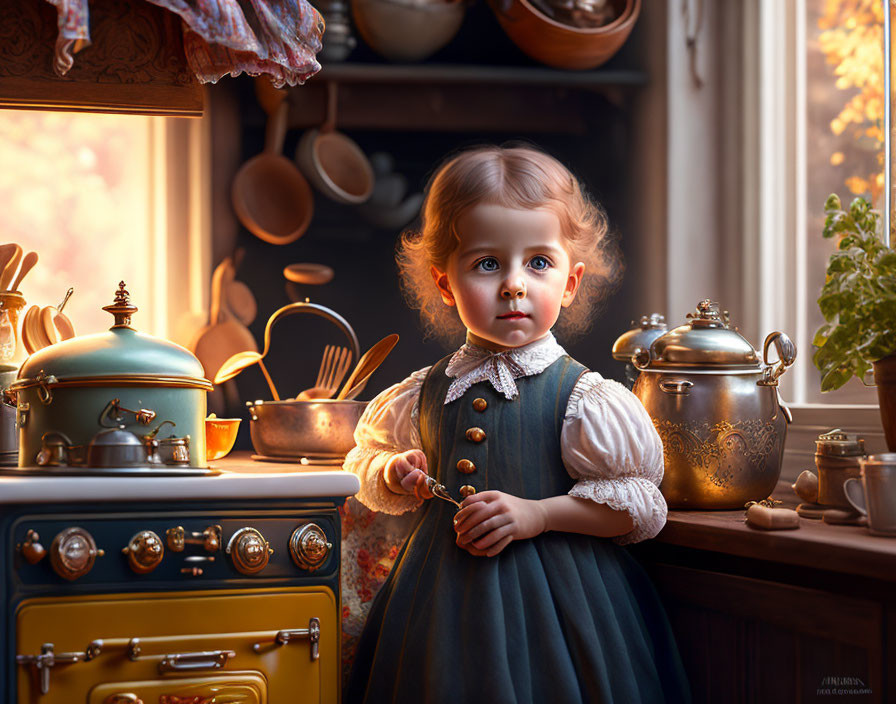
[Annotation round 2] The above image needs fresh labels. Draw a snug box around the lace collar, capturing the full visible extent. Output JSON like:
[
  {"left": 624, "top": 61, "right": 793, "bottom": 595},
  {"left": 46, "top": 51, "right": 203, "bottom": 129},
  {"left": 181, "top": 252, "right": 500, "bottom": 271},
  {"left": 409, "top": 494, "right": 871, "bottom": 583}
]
[{"left": 443, "top": 333, "right": 566, "bottom": 404}]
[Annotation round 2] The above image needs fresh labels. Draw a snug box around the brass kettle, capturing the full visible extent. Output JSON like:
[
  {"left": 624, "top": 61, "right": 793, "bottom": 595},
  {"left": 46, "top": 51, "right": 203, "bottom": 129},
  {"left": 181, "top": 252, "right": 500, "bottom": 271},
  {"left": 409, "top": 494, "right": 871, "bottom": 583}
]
[{"left": 632, "top": 300, "right": 796, "bottom": 509}]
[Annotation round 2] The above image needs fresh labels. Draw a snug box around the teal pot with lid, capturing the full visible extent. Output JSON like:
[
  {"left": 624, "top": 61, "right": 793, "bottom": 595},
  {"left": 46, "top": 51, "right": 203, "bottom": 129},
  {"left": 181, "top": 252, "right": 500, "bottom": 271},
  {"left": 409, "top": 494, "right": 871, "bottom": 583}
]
[{"left": 8, "top": 283, "right": 213, "bottom": 468}]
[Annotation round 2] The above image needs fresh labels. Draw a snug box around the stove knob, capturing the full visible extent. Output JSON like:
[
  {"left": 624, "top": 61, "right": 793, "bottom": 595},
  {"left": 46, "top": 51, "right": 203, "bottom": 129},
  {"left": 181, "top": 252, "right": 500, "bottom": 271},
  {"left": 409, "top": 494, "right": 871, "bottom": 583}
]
[
  {"left": 289, "top": 523, "right": 332, "bottom": 572},
  {"left": 122, "top": 531, "right": 164, "bottom": 574},
  {"left": 50, "top": 527, "right": 104, "bottom": 581},
  {"left": 226, "top": 527, "right": 273, "bottom": 575}
]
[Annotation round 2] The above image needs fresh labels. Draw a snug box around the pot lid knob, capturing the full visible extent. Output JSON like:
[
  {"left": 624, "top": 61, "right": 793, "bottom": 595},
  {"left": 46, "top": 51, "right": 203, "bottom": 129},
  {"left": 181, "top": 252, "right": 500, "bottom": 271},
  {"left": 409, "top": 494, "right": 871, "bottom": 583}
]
[
  {"left": 639, "top": 313, "right": 666, "bottom": 329},
  {"left": 102, "top": 282, "right": 138, "bottom": 329},
  {"left": 687, "top": 299, "right": 728, "bottom": 328}
]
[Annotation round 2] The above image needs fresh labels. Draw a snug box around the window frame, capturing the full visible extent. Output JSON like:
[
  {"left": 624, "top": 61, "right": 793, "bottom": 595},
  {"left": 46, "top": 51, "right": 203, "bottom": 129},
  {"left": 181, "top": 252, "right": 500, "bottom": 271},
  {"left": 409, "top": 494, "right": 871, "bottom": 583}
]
[
  {"left": 646, "top": 0, "right": 890, "bottom": 476},
  {"left": 150, "top": 109, "right": 213, "bottom": 349}
]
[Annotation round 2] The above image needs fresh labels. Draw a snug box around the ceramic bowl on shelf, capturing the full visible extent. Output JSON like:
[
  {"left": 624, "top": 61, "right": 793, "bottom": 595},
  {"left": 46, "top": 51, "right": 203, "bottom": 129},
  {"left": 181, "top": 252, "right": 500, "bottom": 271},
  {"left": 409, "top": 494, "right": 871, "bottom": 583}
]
[
  {"left": 488, "top": 0, "right": 640, "bottom": 70},
  {"left": 351, "top": 0, "right": 467, "bottom": 62}
]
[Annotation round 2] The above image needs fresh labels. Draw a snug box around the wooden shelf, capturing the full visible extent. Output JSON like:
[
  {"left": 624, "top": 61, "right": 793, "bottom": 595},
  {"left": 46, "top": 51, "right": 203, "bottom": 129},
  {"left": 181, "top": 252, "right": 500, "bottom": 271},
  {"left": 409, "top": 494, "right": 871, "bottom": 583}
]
[
  {"left": 259, "top": 63, "right": 645, "bottom": 134},
  {"left": 315, "top": 62, "right": 647, "bottom": 89}
]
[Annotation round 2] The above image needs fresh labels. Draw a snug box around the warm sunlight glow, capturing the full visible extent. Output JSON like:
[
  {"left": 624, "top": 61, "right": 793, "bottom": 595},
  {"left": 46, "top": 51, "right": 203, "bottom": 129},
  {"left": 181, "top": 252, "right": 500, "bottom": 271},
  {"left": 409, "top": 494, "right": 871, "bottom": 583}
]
[{"left": 0, "top": 110, "right": 155, "bottom": 340}]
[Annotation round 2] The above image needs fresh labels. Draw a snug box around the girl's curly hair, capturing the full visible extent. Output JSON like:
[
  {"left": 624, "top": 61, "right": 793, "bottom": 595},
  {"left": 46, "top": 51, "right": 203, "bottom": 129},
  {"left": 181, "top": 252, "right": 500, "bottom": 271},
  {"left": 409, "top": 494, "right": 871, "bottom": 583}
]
[{"left": 397, "top": 144, "right": 623, "bottom": 345}]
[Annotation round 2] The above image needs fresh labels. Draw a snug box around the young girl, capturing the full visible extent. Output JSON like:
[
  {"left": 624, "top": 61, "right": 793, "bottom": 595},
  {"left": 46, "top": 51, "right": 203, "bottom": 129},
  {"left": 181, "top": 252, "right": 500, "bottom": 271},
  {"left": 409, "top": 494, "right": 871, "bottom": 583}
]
[{"left": 343, "top": 145, "right": 691, "bottom": 704}]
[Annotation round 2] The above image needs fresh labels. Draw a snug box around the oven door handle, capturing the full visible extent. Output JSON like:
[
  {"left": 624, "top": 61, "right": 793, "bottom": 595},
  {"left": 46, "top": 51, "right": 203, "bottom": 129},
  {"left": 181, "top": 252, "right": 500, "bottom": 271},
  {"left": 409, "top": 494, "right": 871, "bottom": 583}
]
[
  {"left": 252, "top": 617, "right": 321, "bottom": 660},
  {"left": 158, "top": 648, "right": 236, "bottom": 672}
]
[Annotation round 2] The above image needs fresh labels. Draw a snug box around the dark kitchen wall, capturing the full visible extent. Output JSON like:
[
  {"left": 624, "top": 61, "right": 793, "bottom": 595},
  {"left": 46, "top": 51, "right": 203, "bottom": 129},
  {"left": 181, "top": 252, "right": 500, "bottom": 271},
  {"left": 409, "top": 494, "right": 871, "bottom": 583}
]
[{"left": 210, "top": 2, "right": 649, "bottom": 447}]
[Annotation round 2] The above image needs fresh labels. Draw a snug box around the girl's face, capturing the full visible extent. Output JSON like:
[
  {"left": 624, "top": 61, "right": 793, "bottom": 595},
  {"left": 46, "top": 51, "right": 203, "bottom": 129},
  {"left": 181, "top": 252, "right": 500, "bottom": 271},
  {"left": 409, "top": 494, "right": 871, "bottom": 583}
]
[{"left": 431, "top": 203, "right": 585, "bottom": 351}]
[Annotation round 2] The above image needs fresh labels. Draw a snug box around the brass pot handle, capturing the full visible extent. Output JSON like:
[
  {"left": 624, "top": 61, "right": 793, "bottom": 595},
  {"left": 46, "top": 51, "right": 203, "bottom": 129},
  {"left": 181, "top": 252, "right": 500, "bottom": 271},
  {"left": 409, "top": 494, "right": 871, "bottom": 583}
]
[
  {"left": 758, "top": 332, "right": 797, "bottom": 387},
  {"left": 631, "top": 346, "right": 652, "bottom": 370},
  {"left": 659, "top": 379, "right": 693, "bottom": 395}
]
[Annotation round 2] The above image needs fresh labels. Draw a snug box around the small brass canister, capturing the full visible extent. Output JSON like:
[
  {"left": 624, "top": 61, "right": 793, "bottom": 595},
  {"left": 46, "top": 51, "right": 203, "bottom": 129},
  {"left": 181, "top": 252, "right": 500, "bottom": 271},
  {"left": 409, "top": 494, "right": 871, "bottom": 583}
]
[{"left": 815, "top": 429, "right": 865, "bottom": 509}]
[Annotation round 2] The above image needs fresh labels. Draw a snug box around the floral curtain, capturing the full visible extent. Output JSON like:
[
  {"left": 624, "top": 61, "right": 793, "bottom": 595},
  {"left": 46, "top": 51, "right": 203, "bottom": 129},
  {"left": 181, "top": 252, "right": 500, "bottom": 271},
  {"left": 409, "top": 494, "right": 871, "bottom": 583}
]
[{"left": 45, "top": 0, "right": 323, "bottom": 87}]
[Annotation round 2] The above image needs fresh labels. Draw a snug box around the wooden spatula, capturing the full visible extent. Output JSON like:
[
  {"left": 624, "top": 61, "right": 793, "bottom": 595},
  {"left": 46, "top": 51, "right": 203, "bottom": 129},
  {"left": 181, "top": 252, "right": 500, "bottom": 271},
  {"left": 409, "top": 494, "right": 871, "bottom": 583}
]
[{"left": 336, "top": 334, "right": 399, "bottom": 401}]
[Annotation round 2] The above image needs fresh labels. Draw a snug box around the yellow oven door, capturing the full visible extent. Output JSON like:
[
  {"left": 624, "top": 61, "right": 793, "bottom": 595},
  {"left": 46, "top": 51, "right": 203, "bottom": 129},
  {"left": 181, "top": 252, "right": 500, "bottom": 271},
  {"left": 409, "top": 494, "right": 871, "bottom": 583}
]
[
  {"left": 89, "top": 672, "right": 267, "bottom": 703},
  {"left": 15, "top": 588, "right": 338, "bottom": 704}
]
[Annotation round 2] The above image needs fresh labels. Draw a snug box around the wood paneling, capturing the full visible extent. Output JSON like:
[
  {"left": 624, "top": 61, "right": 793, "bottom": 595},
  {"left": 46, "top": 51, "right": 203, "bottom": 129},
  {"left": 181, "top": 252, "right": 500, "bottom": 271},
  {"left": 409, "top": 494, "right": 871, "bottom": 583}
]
[{"left": 646, "top": 562, "right": 885, "bottom": 703}]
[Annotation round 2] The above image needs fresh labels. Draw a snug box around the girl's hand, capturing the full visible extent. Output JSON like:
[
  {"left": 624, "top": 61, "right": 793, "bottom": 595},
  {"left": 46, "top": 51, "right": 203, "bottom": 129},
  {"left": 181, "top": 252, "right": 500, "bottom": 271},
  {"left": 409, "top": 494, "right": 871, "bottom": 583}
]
[
  {"left": 384, "top": 449, "right": 433, "bottom": 501},
  {"left": 453, "top": 491, "right": 548, "bottom": 557}
]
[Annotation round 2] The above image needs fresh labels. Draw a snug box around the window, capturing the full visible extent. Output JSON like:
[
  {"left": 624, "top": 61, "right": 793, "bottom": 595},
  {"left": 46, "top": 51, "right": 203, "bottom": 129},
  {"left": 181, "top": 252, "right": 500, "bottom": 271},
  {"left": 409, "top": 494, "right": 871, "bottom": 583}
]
[
  {"left": 0, "top": 109, "right": 210, "bottom": 359},
  {"left": 752, "top": 0, "right": 883, "bottom": 407}
]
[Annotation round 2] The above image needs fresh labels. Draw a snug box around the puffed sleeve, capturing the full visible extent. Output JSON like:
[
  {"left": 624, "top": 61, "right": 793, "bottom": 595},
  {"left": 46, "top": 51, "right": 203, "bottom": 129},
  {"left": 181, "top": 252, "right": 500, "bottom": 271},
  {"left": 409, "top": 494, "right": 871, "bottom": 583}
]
[
  {"left": 560, "top": 372, "right": 667, "bottom": 545},
  {"left": 342, "top": 366, "right": 430, "bottom": 515}
]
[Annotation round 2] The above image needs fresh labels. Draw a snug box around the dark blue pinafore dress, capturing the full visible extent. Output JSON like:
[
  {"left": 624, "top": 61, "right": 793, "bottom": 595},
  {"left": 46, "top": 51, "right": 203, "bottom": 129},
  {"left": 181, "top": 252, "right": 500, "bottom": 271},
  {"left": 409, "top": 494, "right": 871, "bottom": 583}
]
[{"left": 345, "top": 355, "right": 692, "bottom": 704}]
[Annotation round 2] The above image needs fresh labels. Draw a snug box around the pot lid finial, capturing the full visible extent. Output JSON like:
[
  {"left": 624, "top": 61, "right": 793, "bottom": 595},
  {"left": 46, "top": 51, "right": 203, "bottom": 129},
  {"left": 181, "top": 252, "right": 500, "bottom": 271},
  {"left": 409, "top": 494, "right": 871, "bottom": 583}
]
[
  {"left": 102, "top": 281, "right": 138, "bottom": 329},
  {"left": 687, "top": 299, "right": 729, "bottom": 328}
]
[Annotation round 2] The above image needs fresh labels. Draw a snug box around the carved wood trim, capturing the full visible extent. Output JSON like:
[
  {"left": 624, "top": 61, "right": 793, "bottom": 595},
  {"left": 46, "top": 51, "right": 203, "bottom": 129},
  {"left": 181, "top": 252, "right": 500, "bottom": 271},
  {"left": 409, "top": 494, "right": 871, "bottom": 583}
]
[{"left": 0, "top": 0, "right": 202, "bottom": 116}]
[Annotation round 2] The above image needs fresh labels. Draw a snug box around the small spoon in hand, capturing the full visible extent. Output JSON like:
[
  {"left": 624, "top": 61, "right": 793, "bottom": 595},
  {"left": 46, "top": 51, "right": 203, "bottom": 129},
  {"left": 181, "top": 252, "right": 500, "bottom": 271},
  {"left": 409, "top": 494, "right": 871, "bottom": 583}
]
[{"left": 335, "top": 334, "right": 399, "bottom": 401}]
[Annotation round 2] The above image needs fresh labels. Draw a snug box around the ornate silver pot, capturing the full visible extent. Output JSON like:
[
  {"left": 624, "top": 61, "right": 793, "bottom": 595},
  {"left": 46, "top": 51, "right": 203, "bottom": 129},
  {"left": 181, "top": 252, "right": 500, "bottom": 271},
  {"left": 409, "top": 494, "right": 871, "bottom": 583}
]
[{"left": 632, "top": 300, "right": 796, "bottom": 509}]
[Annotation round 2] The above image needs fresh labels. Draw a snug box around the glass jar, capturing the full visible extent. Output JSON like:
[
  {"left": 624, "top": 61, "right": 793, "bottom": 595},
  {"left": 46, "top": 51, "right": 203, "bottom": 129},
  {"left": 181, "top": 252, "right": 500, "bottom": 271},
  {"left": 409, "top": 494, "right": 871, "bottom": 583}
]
[{"left": 0, "top": 291, "right": 26, "bottom": 365}]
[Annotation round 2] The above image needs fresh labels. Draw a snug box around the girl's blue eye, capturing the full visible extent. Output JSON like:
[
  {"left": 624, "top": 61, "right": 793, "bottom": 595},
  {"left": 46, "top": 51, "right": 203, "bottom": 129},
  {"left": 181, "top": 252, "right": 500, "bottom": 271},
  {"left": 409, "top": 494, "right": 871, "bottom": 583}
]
[
  {"left": 529, "top": 256, "right": 551, "bottom": 271},
  {"left": 476, "top": 257, "right": 499, "bottom": 272}
]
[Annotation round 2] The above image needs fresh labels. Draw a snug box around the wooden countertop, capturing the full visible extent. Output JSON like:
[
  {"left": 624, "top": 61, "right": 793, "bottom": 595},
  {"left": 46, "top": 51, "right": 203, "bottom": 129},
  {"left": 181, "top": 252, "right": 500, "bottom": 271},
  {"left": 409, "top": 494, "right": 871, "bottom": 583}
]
[{"left": 656, "top": 479, "right": 896, "bottom": 582}]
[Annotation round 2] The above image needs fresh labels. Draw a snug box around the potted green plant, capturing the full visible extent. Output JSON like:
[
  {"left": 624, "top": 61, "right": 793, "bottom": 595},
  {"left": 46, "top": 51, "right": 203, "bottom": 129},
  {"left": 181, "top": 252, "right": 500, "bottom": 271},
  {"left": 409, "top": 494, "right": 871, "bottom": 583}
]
[{"left": 813, "top": 193, "right": 896, "bottom": 449}]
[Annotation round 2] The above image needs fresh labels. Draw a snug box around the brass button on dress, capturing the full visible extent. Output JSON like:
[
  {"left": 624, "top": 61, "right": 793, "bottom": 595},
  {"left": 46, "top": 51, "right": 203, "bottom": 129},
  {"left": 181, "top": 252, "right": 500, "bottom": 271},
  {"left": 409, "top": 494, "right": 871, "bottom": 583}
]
[
  {"left": 459, "top": 485, "right": 477, "bottom": 498},
  {"left": 472, "top": 398, "right": 487, "bottom": 412},
  {"left": 456, "top": 459, "right": 476, "bottom": 474},
  {"left": 465, "top": 427, "right": 486, "bottom": 443}
]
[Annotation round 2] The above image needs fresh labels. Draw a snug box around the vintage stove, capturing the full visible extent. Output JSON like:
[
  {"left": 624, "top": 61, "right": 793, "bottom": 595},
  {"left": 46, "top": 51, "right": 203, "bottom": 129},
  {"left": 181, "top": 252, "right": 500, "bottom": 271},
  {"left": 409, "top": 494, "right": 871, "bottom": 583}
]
[{"left": 0, "top": 454, "right": 359, "bottom": 703}]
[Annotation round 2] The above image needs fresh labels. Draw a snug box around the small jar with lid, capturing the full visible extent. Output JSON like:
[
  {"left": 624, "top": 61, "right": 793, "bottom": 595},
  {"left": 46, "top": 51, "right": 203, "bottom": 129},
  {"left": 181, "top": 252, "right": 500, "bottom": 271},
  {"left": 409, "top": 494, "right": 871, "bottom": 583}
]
[{"left": 815, "top": 429, "right": 866, "bottom": 509}]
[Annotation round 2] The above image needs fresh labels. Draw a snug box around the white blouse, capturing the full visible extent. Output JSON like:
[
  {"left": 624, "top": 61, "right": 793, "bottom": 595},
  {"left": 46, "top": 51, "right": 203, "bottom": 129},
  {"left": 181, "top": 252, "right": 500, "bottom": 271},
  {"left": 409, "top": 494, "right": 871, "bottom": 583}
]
[{"left": 342, "top": 333, "right": 668, "bottom": 545}]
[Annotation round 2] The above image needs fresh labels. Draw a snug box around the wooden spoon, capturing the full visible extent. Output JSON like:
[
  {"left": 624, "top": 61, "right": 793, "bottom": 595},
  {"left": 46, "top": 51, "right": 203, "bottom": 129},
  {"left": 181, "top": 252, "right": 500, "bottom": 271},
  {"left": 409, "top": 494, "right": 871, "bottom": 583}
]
[
  {"left": 231, "top": 97, "right": 313, "bottom": 245},
  {"left": 0, "top": 244, "right": 22, "bottom": 290},
  {"left": 0, "top": 244, "right": 16, "bottom": 288},
  {"left": 213, "top": 348, "right": 280, "bottom": 401},
  {"left": 21, "top": 305, "right": 39, "bottom": 355},
  {"left": 11, "top": 251, "right": 38, "bottom": 292},
  {"left": 336, "top": 334, "right": 399, "bottom": 400},
  {"left": 30, "top": 307, "right": 52, "bottom": 350},
  {"left": 223, "top": 279, "right": 257, "bottom": 326}
]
